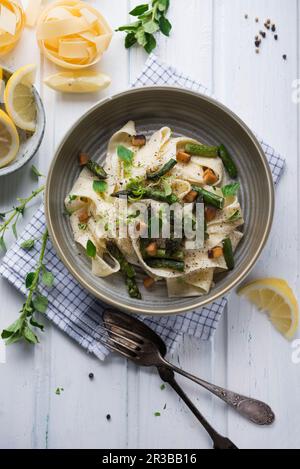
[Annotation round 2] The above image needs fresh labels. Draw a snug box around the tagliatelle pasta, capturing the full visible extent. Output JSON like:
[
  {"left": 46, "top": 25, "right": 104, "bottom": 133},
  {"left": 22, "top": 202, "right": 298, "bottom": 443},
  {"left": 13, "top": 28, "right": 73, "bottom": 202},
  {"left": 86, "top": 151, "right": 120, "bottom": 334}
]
[
  {"left": 36, "top": 0, "right": 112, "bottom": 69},
  {"left": 0, "top": 0, "right": 25, "bottom": 56},
  {"left": 65, "top": 122, "right": 244, "bottom": 299}
]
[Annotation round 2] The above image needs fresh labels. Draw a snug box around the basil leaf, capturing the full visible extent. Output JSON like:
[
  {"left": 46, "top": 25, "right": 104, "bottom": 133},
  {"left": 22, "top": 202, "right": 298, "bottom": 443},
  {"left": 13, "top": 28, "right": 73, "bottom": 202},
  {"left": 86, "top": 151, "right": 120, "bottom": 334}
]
[
  {"left": 42, "top": 269, "right": 54, "bottom": 288},
  {"left": 33, "top": 294, "right": 48, "bottom": 314},
  {"left": 26, "top": 272, "right": 35, "bottom": 289},
  {"left": 125, "top": 32, "right": 137, "bottom": 48},
  {"left": 21, "top": 239, "right": 35, "bottom": 250},
  {"left": 5, "top": 332, "right": 23, "bottom": 345},
  {"left": 144, "top": 33, "right": 157, "bottom": 53},
  {"left": 130, "top": 4, "right": 149, "bottom": 16},
  {"left": 86, "top": 240, "right": 97, "bottom": 258},
  {"left": 93, "top": 180, "right": 107, "bottom": 194},
  {"left": 222, "top": 183, "right": 240, "bottom": 197},
  {"left": 143, "top": 20, "right": 159, "bottom": 34},
  {"left": 159, "top": 15, "right": 172, "bottom": 36},
  {"left": 117, "top": 145, "right": 134, "bottom": 163},
  {"left": 31, "top": 165, "right": 43, "bottom": 179},
  {"left": 23, "top": 326, "right": 39, "bottom": 344}
]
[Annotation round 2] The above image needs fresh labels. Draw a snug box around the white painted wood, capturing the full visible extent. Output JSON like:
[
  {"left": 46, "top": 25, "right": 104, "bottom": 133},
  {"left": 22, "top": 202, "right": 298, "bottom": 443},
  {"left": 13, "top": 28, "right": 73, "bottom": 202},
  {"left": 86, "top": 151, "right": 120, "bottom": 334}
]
[{"left": 0, "top": 0, "right": 299, "bottom": 449}]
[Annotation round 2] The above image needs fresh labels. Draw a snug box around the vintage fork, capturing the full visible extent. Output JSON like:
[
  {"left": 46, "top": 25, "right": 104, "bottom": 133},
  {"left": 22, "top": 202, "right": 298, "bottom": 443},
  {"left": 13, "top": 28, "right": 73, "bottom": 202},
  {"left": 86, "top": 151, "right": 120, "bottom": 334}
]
[{"left": 97, "top": 311, "right": 274, "bottom": 435}]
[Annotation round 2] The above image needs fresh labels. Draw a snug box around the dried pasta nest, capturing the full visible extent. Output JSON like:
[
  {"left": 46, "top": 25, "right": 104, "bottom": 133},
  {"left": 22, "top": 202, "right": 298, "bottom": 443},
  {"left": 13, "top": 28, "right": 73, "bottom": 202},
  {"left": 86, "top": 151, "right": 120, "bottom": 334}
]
[
  {"left": 36, "top": 0, "right": 113, "bottom": 69},
  {"left": 0, "top": 0, "right": 25, "bottom": 56}
]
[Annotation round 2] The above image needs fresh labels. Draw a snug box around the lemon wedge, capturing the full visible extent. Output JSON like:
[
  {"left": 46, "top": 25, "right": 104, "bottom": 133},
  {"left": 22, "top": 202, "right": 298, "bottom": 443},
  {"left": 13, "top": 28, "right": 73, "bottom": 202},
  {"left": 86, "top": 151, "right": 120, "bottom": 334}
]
[
  {"left": 0, "top": 109, "right": 20, "bottom": 168},
  {"left": 4, "top": 64, "right": 37, "bottom": 132},
  {"left": 238, "top": 278, "right": 299, "bottom": 339},
  {"left": 44, "top": 71, "right": 111, "bottom": 93}
]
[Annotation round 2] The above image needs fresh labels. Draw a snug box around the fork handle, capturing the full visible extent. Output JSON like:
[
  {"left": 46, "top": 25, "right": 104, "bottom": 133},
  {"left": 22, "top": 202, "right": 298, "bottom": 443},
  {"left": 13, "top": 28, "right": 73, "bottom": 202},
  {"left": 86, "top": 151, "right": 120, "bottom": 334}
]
[
  {"left": 158, "top": 366, "right": 238, "bottom": 450},
  {"left": 161, "top": 359, "right": 275, "bottom": 426}
]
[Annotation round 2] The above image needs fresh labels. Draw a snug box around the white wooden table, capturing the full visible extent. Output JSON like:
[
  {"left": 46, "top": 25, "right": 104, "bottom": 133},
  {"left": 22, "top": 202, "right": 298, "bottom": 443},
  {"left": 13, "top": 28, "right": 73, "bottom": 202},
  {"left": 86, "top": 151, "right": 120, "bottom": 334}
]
[{"left": 0, "top": 0, "right": 299, "bottom": 450}]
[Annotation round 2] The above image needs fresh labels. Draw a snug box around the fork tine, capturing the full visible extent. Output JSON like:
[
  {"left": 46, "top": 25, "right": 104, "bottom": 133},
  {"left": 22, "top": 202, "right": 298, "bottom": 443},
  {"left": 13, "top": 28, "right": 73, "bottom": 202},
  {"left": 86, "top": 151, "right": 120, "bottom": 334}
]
[
  {"left": 101, "top": 320, "right": 145, "bottom": 342},
  {"left": 97, "top": 336, "right": 135, "bottom": 360},
  {"left": 96, "top": 323, "right": 142, "bottom": 349}
]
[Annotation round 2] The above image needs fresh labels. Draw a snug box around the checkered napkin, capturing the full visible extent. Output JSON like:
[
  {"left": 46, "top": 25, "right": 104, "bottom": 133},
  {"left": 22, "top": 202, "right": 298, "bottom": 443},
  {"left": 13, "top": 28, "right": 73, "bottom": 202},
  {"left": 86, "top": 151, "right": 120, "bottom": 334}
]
[{"left": 0, "top": 55, "right": 285, "bottom": 360}]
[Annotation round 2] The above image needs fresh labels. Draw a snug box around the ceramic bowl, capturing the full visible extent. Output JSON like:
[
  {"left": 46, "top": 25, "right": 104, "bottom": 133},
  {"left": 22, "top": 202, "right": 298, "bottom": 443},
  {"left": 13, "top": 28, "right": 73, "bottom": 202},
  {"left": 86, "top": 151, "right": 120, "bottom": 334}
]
[
  {"left": 0, "top": 67, "right": 45, "bottom": 177},
  {"left": 45, "top": 87, "right": 275, "bottom": 315}
]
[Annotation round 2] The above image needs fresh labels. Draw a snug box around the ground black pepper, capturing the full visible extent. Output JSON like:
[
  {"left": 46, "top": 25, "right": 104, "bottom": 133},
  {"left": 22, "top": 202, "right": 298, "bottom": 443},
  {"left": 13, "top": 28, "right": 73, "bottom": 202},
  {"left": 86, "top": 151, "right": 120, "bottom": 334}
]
[
  {"left": 89, "top": 373, "right": 94, "bottom": 380},
  {"left": 106, "top": 414, "right": 111, "bottom": 421}
]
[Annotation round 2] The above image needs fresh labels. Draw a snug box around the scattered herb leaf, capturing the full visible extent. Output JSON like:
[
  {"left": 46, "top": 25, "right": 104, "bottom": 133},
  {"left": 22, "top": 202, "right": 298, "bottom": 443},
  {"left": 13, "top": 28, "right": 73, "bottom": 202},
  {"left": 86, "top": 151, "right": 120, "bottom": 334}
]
[
  {"left": 117, "top": 145, "right": 134, "bottom": 164},
  {"left": 86, "top": 240, "right": 97, "bottom": 258},
  {"left": 93, "top": 180, "right": 108, "bottom": 194},
  {"left": 222, "top": 183, "right": 240, "bottom": 197},
  {"left": 31, "top": 165, "right": 44, "bottom": 179},
  {"left": 21, "top": 239, "right": 35, "bottom": 250},
  {"left": 160, "top": 384, "right": 166, "bottom": 390},
  {"left": 154, "top": 411, "right": 161, "bottom": 417}
]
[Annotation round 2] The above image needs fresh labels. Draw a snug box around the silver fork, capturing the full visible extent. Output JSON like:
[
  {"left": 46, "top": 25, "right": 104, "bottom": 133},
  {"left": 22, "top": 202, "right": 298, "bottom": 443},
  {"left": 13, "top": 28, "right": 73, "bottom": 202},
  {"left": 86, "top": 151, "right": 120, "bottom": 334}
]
[{"left": 97, "top": 311, "right": 275, "bottom": 446}]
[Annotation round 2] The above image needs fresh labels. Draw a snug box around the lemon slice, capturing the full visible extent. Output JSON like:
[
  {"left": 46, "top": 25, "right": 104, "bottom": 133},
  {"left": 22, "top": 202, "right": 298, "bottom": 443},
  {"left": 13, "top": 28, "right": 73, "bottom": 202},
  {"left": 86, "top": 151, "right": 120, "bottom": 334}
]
[
  {"left": 0, "top": 109, "right": 20, "bottom": 168},
  {"left": 4, "top": 64, "right": 37, "bottom": 132},
  {"left": 44, "top": 71, "right": 111, "bottom": 93},
  {"left": 238, "top": 278, "right": 299, "bottom": 339}
]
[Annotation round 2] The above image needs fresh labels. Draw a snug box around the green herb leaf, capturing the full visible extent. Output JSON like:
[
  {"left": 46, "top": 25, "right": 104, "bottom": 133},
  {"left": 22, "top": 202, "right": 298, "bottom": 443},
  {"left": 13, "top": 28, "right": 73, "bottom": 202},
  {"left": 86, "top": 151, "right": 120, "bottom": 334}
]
[
  {"left": 42, "top": 268, "right": 55, "bottom": 288},
  {"left": 21, "top": 239, "right": 35, "bottom": 250},
  {"left": 135, "top": 28, "right": 148, "bottom": 46},
  {"left": 86, "top": 239, "right": 97, "bottom": 258},
  {"left": 154, "top": 412, "right": 161, "bottom": 417},
  {"left": 158, "top": 0, "right": 170, "bottom": 11},
  {"left": 116, "top": 22, "right": 141, "bottom": 32},
  {"left": 23, "top": 325, "right": 39, "bottom": 344},
  {"left": 228, "top": 210, "right": 241, "bottom": 222},
  {"left": 117, "top": 145, "right": 134, "bottom": 164},
  {"left": 93, "top": 180, "right": 108, "bottom": 194},
  {"left": 12, "top": 221, "right": 18, "bottom": 239},
  {"left": 1, "top": 318, "right": 23, "bottom": 338},
  {"left": 159, "top": 15, "right": 172, "bottom": 36},
  {"left": 160, "top": 384, "right": 166, "bottom": 390},
  {"left": 33, "top": 294, "right": 48, "bottom": 314},
  {"left": 125, "top": 32, "right": 137, "bottom": 48},
  {"left": 143, "top": 19, "right": 159, "bottom": 34},
  {"left": 26, "top": 272, "right": 35, "bottom": 289},
  {"left": 222, "top": 183, "right": 240, "bottom": 197},
  {"left": 0, "top": 213, "right": 5, "bottom": 221},
  {"left": 31, "top": 165, "right": 44, "bottom": 179},
  {"left": 30, "top": 317, "right": 44, "bottom": 331},
  {"left": 130, "top": 4, "right": 149, "bottom": 16},
  {"left": 144, "top": 33, "right": 157, "bottom": 53},
  {"left": 0, "top": 236, "right": 6, "bottom": 252},
  {"left": 78, "top": 223, "right": 87, "bottom": 231}
]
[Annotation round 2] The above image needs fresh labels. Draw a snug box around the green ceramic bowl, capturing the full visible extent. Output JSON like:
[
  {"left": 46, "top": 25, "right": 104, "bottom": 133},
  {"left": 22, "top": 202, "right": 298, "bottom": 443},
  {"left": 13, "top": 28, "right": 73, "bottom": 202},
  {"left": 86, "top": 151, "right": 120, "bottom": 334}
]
[{"left": 45, "top": 87, "right": 274, "bottom": 315}]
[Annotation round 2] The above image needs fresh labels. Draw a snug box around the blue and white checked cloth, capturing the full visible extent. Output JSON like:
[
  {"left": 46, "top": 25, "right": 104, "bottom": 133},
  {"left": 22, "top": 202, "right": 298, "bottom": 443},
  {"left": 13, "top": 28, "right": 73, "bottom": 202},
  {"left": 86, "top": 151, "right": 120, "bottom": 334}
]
[{"left": 0, "top": 55, "right": 285, "bottom": 360}]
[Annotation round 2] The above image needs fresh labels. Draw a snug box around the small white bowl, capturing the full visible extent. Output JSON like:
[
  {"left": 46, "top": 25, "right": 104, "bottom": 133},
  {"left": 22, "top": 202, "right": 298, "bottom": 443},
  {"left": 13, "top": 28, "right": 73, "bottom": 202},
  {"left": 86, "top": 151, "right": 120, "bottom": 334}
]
[{"left": 0, "top": 67, "right": 46, "bottom": 177}]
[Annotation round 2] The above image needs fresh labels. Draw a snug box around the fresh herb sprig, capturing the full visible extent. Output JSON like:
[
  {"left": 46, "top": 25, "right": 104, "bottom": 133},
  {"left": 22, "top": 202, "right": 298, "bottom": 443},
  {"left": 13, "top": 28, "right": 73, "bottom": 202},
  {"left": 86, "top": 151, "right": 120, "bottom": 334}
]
[
  {"left": 1, "top": 228, "right": 54, "bottom": 345},
  {"left": 0, "top": 185, "right": 45, "bottom": 252},
  {"left": 116, "top": 0, "right": 172, "bottom": 54}
]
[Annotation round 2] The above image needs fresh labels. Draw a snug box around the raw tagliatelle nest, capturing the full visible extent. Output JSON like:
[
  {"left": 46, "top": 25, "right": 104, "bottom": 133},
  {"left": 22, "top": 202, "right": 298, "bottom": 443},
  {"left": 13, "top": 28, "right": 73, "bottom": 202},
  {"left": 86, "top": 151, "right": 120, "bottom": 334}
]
[
  {"left": 0, "top": 0, "right": 25, "bottom": 56},
  {"left": 36, "top": 0, "right": 113, "bottom": 69}
]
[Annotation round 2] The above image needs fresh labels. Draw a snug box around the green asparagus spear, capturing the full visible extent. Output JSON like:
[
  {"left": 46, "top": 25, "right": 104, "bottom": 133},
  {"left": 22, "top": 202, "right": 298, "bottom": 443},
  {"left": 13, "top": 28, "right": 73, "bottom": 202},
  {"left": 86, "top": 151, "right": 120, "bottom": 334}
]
[
  {"left": 147, "top": 258, "right": 185, "bottom": 272},
  {"left": 107, "top": 242, "right": 141, "bottom": 299},
  {"left": 222, "top": 238, "right": 235, "bottom": 270},
  {"left": 218, "top": 144, "right": 238, "bottom": 179},
  {"left": 147, "top": 159, "right": 177, "bottom": 180},
  {"left": 86, "top": 160, "right": 107, "bottom": 180},
  {"left": 144, "top": 249, "right": 184, "bottom": 261},
  {"left": 185, "top": 143, "right": 219, "bottom": 158},
  {"left": 192, "top": 186, "right": 224, "bottom": 210},
  {"left": 112, "top": 188, "right": 178, "bottom": 205}
]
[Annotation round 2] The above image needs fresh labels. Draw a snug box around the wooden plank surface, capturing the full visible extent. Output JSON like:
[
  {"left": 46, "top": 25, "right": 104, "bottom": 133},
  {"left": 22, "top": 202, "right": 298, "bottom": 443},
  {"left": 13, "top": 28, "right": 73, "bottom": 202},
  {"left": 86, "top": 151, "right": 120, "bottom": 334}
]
[{"left": 0, "top": 0, "right": 299, "bottom": 449}]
